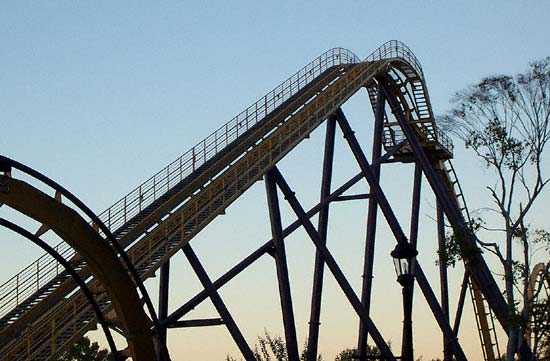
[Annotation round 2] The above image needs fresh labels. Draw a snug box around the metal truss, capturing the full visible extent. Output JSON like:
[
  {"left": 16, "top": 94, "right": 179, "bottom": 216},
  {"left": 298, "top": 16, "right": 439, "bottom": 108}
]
[
  {"left": 0, "top": 161, "right": 162, "bottom": 360},
  {"left": 0, "top": 41, "right": 533, "bottom": 360}
]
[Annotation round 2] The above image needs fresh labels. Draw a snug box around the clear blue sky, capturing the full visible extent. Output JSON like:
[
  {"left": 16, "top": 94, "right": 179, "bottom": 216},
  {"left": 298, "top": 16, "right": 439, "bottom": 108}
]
[{"left": 1, "top": 1, "right": 550, "bottom": 360}]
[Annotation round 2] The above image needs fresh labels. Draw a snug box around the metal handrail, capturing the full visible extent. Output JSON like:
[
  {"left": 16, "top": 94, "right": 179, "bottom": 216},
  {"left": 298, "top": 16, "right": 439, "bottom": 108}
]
[
  {"left": 364, "top": 40, "right": 424, "bottom": 79},
  {"left": 94, "top": 47, "right": 360, "bottom": 234},
  {"left": 0, "top": 47, "right": 360, "bottom": 319},
  {"left": 0, "top": 40, "right": 427, "bottom": 321},
  {"left": 435, "top": 125, "right": 455, "bottom": 155},
  {"left": 382, "top": 122, "right": 454, "bottom": 156},
  {"left": 0, "top": 242, "right": 74, "bottom": 319},
  {"left": 94, "top": 41, "right": 423, "bottom": 240}
]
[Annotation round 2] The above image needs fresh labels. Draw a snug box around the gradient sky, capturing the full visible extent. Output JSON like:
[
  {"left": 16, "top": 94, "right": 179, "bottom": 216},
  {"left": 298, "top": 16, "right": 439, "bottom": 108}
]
[{"left": 1, "top": 1, "right": 550, "bottom": 360}]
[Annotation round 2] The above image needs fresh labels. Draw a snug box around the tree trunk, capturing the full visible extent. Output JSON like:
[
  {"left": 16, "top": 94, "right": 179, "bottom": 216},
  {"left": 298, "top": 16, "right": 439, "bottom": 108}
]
[{"left": 505, "top": 232, "right": 517, "bottom": 361}]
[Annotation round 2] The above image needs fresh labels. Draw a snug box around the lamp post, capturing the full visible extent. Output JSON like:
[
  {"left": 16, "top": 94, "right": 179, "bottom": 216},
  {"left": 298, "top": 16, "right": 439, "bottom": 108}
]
[{"left": 391, "top": 242, "right": 418, "bottom": 361}]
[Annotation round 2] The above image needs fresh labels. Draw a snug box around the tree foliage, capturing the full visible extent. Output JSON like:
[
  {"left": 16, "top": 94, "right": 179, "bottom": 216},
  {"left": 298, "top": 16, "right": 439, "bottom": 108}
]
[
  {"left": 441, "top": 57, "right": 550, "bottom": 360},
  {"left": 59, "top": 336, "right": 109, "bottom": 361},
  {"left": 334, "top": 344, "right": 381, "bottom": 361},
  {"left": 225, "top": 330, "right": 323, "bottom": 361}
]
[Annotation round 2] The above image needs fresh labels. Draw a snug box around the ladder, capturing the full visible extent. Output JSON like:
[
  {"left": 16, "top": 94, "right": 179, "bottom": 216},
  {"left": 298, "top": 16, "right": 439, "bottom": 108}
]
[{"left": 444, "top": 160, "right": 502, "bottom": 361}]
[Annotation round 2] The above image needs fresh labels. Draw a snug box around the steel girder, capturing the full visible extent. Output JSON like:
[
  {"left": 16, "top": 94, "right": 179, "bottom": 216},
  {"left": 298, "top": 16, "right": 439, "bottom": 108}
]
[
  {"left": 0, "top": 177, "right": 157, "bottom": 361},
  {"left": 0, "top": 41, "right": 525, "bottom": 361},
  {"left": 0, "top": 218, "right": 120, "bottom": 358}
]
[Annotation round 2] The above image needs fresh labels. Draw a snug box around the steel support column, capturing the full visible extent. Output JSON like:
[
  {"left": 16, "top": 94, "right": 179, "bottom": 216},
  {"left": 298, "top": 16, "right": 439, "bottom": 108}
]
[
  {"left": 401, "top": 280, "right": 414, "bottom": 361},
  {"left": 158, "top": 261, "right": 170, "bottom": 342},
  {"left": 409, "top": 164, "right": 422, "bottom": 249},
  {"left": 265, "top": 171, "right": 300, "bottom": 361},
  {"left": 401, "top": 163, "right": 422, "bottom": 361},
  {"left": 453, "top": 270, "right": 470, "bottom": 335},
  {"left": 357, "top": 83, "right": 385, "bottom": 358},
  {"left": 182, "top": 245, "right": 255, "bottom": 361},
  {"left": 270, "top": 167, "right": 395, "bottom": 360},
  {"left": 308, "top": 115, "right": 336, "bottom": 361},
  {"left": 164, "top": 147, "right": 406, "bottom": 329},
  {"left": 334, "top": 108, "right": 467, "bottom": 361},
  {"left": 378, "top": 79, "right": 516, "bottom": 341},
  {"left": 437, "top": 201, "right": 451, "bottom": 361}
]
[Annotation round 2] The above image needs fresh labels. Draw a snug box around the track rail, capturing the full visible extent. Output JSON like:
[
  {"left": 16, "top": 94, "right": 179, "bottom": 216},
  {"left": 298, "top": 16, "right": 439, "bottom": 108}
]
[
  {"left": 0, "top": 40, "right": 511, "bottom": 360},
  {"left": 0, "top": 44, "right": 380, "bottom": 360},
  {"left": 0, "top": 48, "right": 360, "bottom": 325}
]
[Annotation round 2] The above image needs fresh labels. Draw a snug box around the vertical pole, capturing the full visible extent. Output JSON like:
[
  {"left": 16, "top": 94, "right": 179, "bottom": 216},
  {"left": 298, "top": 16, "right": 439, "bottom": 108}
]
[
  {"left": 308, "top": 115, "right": 336, "bottom": 361},
  {"left": 158, "top": 260, "right": 170, "bottom": 343},
  {"left": 378, "top": 78, "right": 512, "bottom": 330},
  {"left": 357, "top": 83, "right": 385, "bottom": 358},
  {"left": 379, "top": 77, "right": 533, "bottom": 358},
  {"left": 400, "top": 163, "right": 422, "bottom": 361},
  {"left": 265, "top": 171, "right": 300, "bottom": 361},
  {"left": 334, "top": 108, "right": 467, "bottom": 360},
  {"left": 401, "top": 280, "right": 414, "bottom": 361},
  {"left": 182, "top": 245, "right": 255, "bottom": 361},
  {"left": 437, "top": 201, "right": 451, "bottom": 361}
]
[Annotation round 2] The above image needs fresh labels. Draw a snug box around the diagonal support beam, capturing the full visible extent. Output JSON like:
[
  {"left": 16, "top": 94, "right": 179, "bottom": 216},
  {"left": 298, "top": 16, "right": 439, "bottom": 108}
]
[
  {"left": 269, "top": 166, "right": 395, "bottom": 360},
  {"left": 377, "top": 78, "right": 512, "bottom": 332},
  {"left": 265, "top": 171, "right": 300, "bottom": 361},
  {"left": 165, "top": 243, "right": 270, "bottom": 327},
  {"left": 453, "top": 269, "right": 470, "bottom": 335},
  {"left": 414, "top": 265, "right": 464, "bottom": 358},
  {"left": 164, "top": 144, "right": 407, "bottom": 327},
  {"left": 409, "top": 164, "right": 423, "bottom": 249},
  {"left": 334, "top": 108, "right": 467, "bottom": 361},
  {"left": 182, "top": 245, "right": 255, "bottom": 361},
  {"left": 334, "top": 107, "right": 406, "bottom": 243}
]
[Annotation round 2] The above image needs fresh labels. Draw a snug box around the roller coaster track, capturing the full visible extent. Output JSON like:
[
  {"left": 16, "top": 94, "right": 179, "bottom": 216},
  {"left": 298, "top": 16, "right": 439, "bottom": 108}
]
[
  {"left": 366, "top": 59, "right": 502, "bottom": 361},
  {"left": 0, "top": 41, "right": 521, "bottom": 360},
  {"left": 526, "top": 262, "right": 550, "bottom": 359}
]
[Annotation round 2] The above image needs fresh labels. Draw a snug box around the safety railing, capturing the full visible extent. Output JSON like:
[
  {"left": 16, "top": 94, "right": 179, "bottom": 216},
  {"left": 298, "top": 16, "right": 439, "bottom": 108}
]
[
  {"left": 0, "top": 242, "right": 74, "bottom": 319},
  {"left": 96, "top": 47, "right": 360, "bottom": 235},
  {"left": 436, "top": 125, "right": 455, "bottom": 155},
  {"left": 383, "top": 123, "right": 454, "bottom": 157},
  {"left": 364, "top": 40, "right": 424, "bottom": 79},
  {"left": 96, "top": 41, "right": 424, "bottom": 239},
  {"left": 3, "top": 51, "right": 378, "bottom": 359},
  {"left": 0, "top": 40, "right": 426, "bottom": 322},
  {"left": 0, "top": 48, "right": 360, "bottom": 320}
]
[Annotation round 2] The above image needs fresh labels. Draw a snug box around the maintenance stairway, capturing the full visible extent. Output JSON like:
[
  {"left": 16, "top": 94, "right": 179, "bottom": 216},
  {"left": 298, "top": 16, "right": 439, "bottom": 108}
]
[{"left": 0, "top": 41, "right": 480, "bottom": 360}]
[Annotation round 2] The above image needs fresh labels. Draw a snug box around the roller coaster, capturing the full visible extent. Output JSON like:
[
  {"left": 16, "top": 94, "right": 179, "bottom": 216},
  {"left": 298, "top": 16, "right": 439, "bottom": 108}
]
[{"left": 0, "top": 41, "right": 542, "bottom": 360}]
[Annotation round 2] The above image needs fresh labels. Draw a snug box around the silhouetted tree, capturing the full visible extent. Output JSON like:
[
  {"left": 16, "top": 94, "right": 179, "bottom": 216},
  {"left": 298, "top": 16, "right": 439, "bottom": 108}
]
[
  {"left": 441, "top": 56, "right": 550, "bottom": 360},
  {"left": 59, "top": 336, "right": 109, "bottom": 361},
  {"left": 225, "top": 330, "right": 323, "bottom": 361},
  {"left": 334, "top": 344, "right": 380, "bottom": 361}
]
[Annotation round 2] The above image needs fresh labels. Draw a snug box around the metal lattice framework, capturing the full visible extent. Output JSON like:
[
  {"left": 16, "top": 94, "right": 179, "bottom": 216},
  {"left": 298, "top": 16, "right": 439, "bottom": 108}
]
[{"left": 0, "top": 41, "right": 534, "bottom": 360}]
